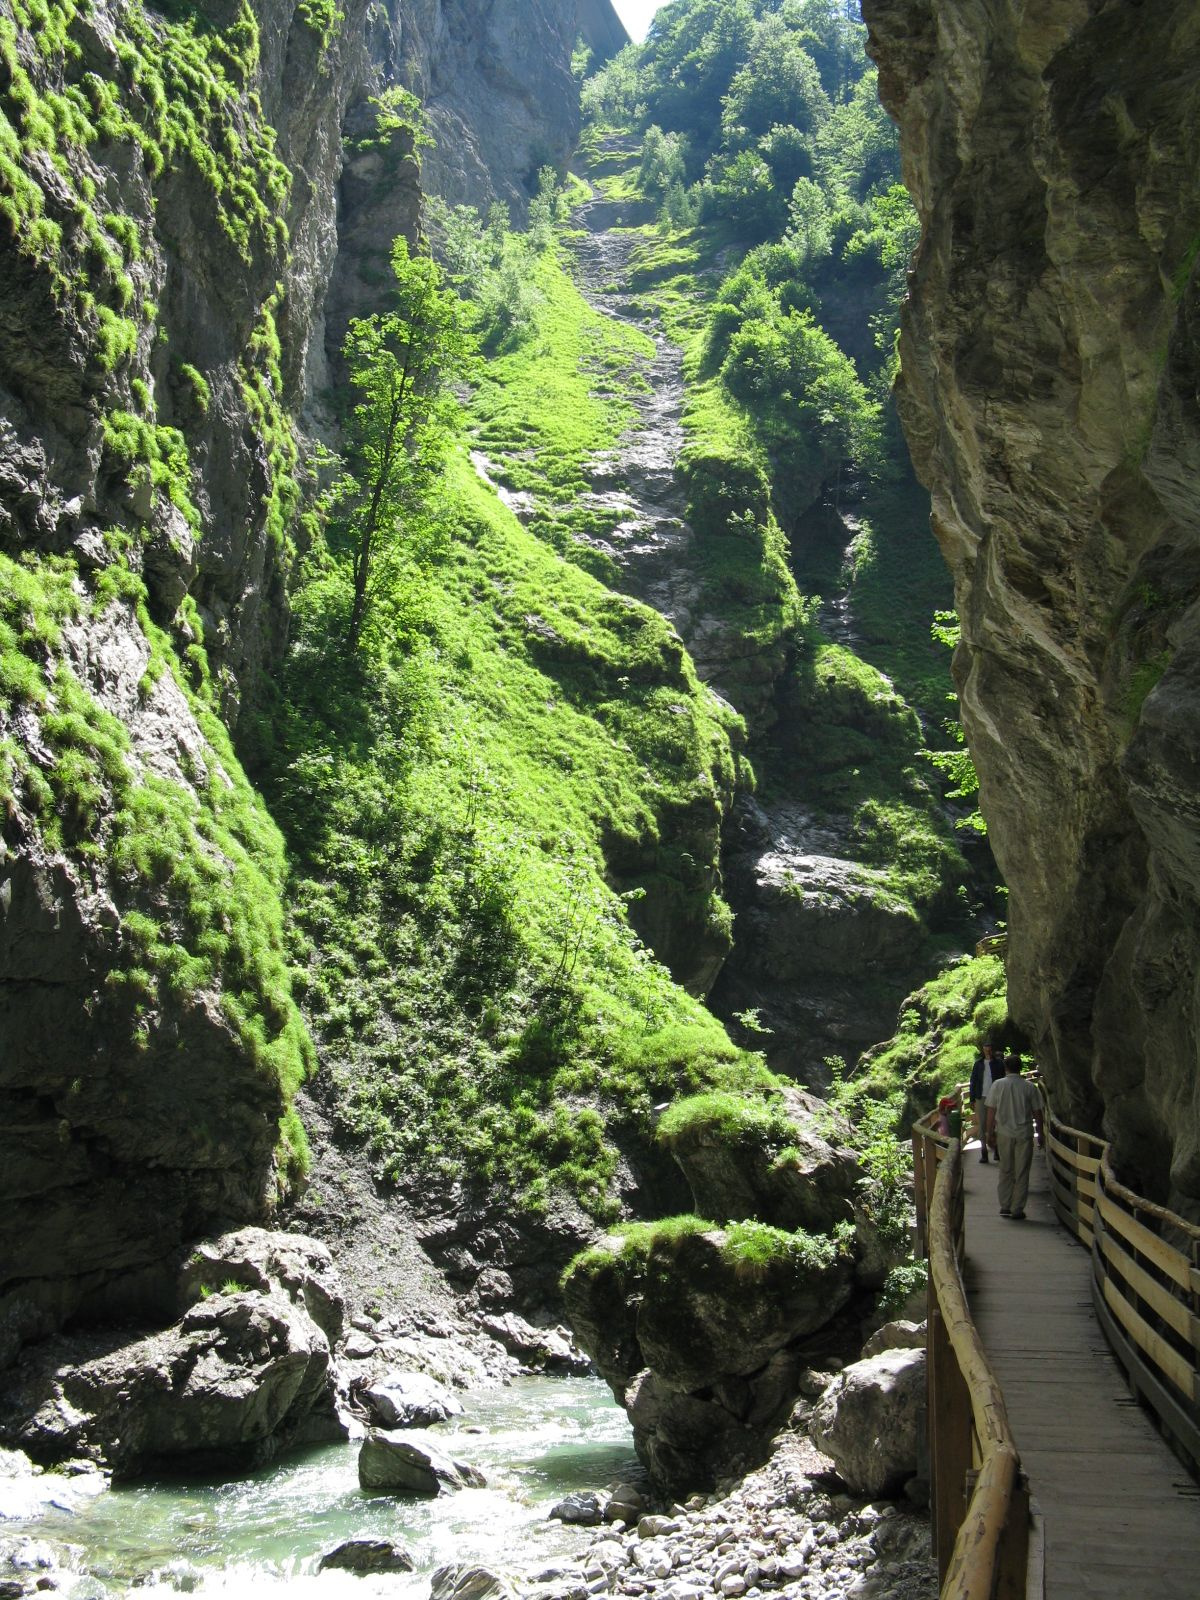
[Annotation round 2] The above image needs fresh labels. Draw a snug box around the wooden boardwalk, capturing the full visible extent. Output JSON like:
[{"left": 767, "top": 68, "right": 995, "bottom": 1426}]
[{"left": 960, "top": 1139, "right": 1200, "bottom": 1596}]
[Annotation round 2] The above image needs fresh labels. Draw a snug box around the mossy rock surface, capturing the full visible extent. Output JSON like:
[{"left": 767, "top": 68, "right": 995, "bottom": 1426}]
[{"left": 658, "top": 1085, "right": 862, "bottom": 1234}]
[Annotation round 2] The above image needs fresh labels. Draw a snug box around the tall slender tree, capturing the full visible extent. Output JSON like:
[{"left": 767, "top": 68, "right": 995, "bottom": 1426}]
[{"left": 341, "top": 236, "right": 476, "bottom": 650}]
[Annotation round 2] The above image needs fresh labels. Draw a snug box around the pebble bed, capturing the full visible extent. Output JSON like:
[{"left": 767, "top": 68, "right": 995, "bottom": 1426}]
[{"left": 522, "top": 1435, "right": 937, "bottom": 1600}]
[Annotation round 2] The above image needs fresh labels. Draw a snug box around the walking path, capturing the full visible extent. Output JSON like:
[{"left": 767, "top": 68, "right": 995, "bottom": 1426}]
[{"left": 961, "top": 1139, "right": 1200, "bottom": 1597}]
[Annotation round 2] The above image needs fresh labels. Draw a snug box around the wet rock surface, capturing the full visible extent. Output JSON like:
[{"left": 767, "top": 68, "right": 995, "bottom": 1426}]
[
  {"left": 864, "top": 0, "right": 1200, "bottom": 1207},
  {"left": 357, "top": 1428, "right": 487, "bottom": 1495},
  {"left": 318, "top": 1536, "right": 416, "bottom": 1573}
]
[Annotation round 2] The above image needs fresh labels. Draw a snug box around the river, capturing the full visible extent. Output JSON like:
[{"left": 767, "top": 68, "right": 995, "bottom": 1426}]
[{"left": 2, "top": 1377, "right": 636, "bottom": 1596}]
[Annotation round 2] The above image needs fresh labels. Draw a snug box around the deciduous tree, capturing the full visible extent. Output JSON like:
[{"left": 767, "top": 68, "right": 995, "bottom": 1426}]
[{"left": 340, "top": 237, "right": 476, "bottom": 649}]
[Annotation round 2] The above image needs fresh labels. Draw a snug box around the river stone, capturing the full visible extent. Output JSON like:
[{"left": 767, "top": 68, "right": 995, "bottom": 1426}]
[
  {"left": 861, "top": 1321, "right": 925, "bottom": 1359},
  {"left": 603, "top": 1481, "right": 647, "bottom": 1522},
  {"left": 319, "top": 1538, "right": 415, "bottom": 1573},
  {"left": 429, "top": 1566, "right": 519, "bottom": 1600},
  {"left": 358, "top": 1370, "right": 463, "bottom": 1429},
  {"left": 549, "top": 1490, "right": 606, "bottom": 1525},
  {"left": 358, "top": 1429, "right": 486, "bottom": 1495},
  {"left": 809, "top": 1348, "right": 925, "bottom": 1498}
]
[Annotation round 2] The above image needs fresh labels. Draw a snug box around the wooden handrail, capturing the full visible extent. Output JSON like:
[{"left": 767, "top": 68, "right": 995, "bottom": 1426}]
[
  {"left": 920, "top": 1135, "right": 1031, "bottom": 1597},
  {"left": 918, "top": 1081, "right": 1200, "bottom": 1595},
  {"left": 1043, "top": 1101, "right": 1200, "bottom": 1471}
]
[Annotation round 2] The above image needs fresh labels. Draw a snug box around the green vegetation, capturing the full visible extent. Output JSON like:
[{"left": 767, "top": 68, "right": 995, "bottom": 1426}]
[
  {"left": 269, "top": 435, "right": 761, "bottom": 1214},
  {"left": 657, "top": 1085, "right": 793, "bottom": 1148},
  {"left": 336, "top": 238, "right": 477, "bottom": 647},
  {"left": 839, "top": 951, "right": 1009, "bottom": 1121},
  {"left": 561, "top": 1210, "right": 851, "bottom": 1288},
  {"left": 572, "top": 0, "right": 974, "bottom": 944},
  {"left": 1, "top": 0, "right": 995, "bottom": 1249},
  {"left": 0, "top": 552, "right": 312, "bottom": 1174}
]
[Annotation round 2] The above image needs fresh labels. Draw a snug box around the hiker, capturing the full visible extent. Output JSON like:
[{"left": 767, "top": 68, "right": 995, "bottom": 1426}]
[
  {"left": 985, "top": 1052, "right": 1045, "bottom": 1219},
  {"left": 969, "top": 1039, "right": 1001, "bottom": 1163}
]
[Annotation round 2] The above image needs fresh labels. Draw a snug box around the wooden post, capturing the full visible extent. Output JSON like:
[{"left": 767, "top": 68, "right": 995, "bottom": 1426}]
[
  {"left": 994, "top": 1470, "right": 1031, "bottom": 1599},
  {"left": 928, "top": 1295, "right": 973, "bottom": 1582},
  {"left": 914, "top": 1130, "right": 927, "bottom": 1256},
  {"left": 925, "top": 1136, "right": 941, "bottom": 1257}
]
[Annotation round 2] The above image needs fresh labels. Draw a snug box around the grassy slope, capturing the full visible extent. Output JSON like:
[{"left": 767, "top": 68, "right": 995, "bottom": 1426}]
[{"left": 274, "top": 250, "right": 773, "bottom": 1221}]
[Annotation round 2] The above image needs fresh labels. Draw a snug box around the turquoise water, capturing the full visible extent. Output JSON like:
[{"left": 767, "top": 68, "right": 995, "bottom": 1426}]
[{"left": 8, "top": 1377, "right": 637, "bottom": 1596}]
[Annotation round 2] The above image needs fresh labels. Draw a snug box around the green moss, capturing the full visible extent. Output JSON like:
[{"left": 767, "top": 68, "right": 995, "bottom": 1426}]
[
  {"left": 561, "top": 1211, "right": 850, "bottom": 1290},
  {"left": 0, "top": 551, "right": 312, "bottom": 1176},
  {"left": 240, "top": 285, "right": 299, "bottom": 553},
  {"left": 845, "top": 951, "right": 1009, "bottom": 1120},
  {"left": 657, "top": 1086, "right": 792, "bottom": 1148},
  {"left": 721, "top": 1217, "right": 850, "bottom": 1275},
  {"left": 1122, "top": 650, "right": 1171, "bottom": 730},
  {"left": 103, "top": 409, "right": 201, "bottom": 535},
  {"left": 296, "top": 0, "right": 343, "bottom": 55}
]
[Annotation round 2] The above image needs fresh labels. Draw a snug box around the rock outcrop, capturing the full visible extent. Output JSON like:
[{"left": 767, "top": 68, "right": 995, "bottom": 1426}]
[
  {"left": 863, "top": 0, "right": 1200, "bottom": 1209},
  {"left": 0, "top": 1230, "right": 344, "bottom": 1477},
  {"left": 563, "top": 1094, "right": 884, "bottom": 1492}
]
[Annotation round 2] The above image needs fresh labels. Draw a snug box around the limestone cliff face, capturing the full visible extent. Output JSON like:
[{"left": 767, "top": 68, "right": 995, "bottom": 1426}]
[
  {"left": 863, "top": 0, "right": 1200, "bottom": 1209},
  {"left": 0, "top": 0, "right": 604, "bottom": 1360}
]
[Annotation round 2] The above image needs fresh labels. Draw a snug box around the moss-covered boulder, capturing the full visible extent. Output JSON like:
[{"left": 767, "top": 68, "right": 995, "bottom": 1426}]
[
  {"left": 562, "top": 1215, "right": 855, "bottom": 1491},
  {"left": 657, "top": 1086, "right": 861, "bottom": 1234}
]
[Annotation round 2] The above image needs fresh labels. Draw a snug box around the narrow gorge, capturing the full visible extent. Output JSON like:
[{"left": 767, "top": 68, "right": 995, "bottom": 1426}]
[{"left": 1, "top": 0, "right": 1197, "bottom": 1595}]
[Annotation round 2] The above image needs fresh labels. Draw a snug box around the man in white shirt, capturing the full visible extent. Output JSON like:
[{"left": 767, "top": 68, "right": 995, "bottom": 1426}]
[{"left": 985, "top": 1053, "right": 1045, "bottom": 1219}]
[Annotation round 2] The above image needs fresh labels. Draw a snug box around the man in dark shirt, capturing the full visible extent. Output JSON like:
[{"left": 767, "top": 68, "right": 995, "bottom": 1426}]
[{"left": 969, "top": 1040, "right": 1001, "bottom": 1163}]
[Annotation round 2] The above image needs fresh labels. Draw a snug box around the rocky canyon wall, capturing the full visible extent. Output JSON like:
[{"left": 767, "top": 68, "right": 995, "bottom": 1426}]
[
  {"left": 863, "top": 0, "right": 1200, "bottom": 1210},
  {"left": 0, "top": 0, "right": 613, "bottom": 1361}
]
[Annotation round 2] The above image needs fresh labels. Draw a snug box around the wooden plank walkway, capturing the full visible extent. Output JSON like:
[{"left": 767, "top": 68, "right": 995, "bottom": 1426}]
[{"left": 960, "top": 1137, "right": 1200, "bottom": 1597}]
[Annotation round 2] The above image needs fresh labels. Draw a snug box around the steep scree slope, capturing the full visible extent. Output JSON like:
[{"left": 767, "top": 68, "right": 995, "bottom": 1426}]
[{"left": 864, "top": 0, "right": 1200, "bottom": 1208}]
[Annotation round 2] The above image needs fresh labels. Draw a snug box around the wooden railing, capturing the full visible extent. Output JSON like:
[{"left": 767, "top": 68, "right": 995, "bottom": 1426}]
[
  {"left": 913, "top": 1100, "right": 1034, "bottom": 1598},
  {"left": 1044, "top": 1103, "right": 1200, "bottom": 1474}
]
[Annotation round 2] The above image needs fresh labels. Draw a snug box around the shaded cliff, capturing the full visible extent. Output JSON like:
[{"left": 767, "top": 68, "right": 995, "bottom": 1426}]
[{"left": 863, "top": 0, "right": 1200, "bottom": 1209}]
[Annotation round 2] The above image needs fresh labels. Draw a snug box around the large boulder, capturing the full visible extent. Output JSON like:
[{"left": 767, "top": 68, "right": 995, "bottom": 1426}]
[
  {"left": 563, "top": 1218, "right": 855, "bottom": 1492},
  {"left": 356, "top": 1370, "right": 463, "bottom": 1429},
  {"left": 658, "top": 1086, "right": 862, "bottom": 1235},
  {"left": 809, "top": 1347, "right": 926, "bottom": 1498},
  {"left": 0, "top": 1231, "right": 343, "bottom": 1477},
  {"left": 357, "top": 1430, "right": 486, "bottom": 1496}
]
